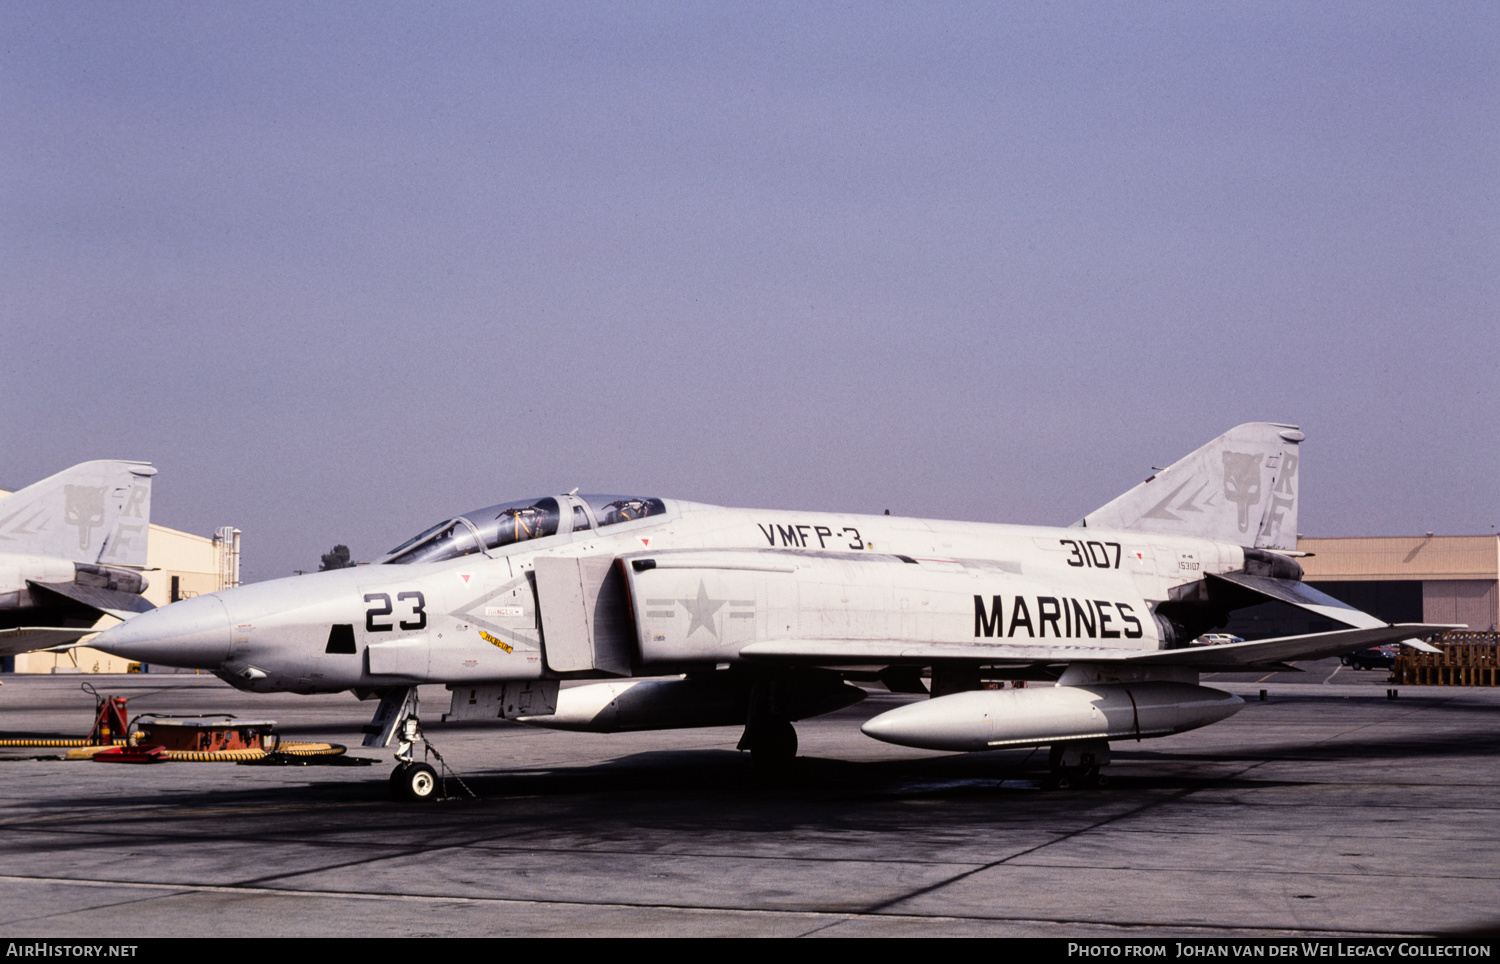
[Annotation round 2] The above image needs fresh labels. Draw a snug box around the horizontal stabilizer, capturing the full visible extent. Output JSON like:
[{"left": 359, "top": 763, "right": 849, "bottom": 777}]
[
  {"left": 29, "top": 581, "right": 156, "bottom": 621},
  {"left": 1206, "top": 572, "right": 1385, "bottom": 630},
  {"left": 0, "top": 626, "right": 97, "bottom": 658}
]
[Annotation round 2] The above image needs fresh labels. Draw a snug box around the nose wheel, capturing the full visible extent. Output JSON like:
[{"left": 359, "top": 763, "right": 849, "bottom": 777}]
[{"left": 390, "top": 761, "right": 439, "bottom": 801}]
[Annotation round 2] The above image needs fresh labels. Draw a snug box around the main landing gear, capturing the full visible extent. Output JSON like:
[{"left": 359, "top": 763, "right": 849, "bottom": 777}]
[
  {"left": 738, "top": 674, "right": 799, "bottom": 769},
  {"left": 1046, "top": 740, "right": 1111, "bottom": 790},
  {"left": 739, "top": 716, "right": 798, "bottom": 766}
]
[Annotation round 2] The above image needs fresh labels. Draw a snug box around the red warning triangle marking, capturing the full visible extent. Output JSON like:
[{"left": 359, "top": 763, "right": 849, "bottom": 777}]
[
  {"left": 459, "top": 573, "right": 472, "bottom": 584},
  {"left": 640, "top": 537, "right": 651, "bottom": 547}
]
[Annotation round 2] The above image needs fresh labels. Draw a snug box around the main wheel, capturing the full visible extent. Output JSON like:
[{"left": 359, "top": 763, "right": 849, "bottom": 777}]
[
  {"left": 392, "top": 762, "right": 438, "bottom": 801},
  {"left": 1073, "top": 764, "right": 1102, "bottom": 788},
  {"left": 749, "top": 719, "right": 798, "bottom": 766}
]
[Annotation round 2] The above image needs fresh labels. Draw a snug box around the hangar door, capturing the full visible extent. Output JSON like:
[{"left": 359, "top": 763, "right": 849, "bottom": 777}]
[{"left": 533, "top": 555, "right": 634, "bottom": 675}]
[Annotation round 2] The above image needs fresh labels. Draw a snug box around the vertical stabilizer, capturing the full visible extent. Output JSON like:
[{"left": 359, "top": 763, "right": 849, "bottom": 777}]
[
  {"left": 1072, "top": 423, "right": 1302, "bottom": 549},
  {"left": 0, "top": 461, "right": 157, "bottom": 566}
]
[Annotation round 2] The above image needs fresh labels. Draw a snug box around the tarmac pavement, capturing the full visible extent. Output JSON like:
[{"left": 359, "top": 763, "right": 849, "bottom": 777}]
[{"left": 0, "top": 663, "right": 1495, "bottom": 937}]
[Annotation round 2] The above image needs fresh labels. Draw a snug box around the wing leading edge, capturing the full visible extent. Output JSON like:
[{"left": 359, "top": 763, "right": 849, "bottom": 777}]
[{"left": 740, "top": 623, "right": 1454, "bottom": 671}]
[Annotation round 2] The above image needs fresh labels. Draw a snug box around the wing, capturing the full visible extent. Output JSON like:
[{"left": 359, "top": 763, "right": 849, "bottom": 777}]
[
  {"left": 0, "top": 626, "right": 99, "bottom": 657},
  {"left": 1126, "top": 623, "right": 1453, "bottom": 669},
  {"left": 740, "top": 623, "right": 1455, "bottom": 671}
]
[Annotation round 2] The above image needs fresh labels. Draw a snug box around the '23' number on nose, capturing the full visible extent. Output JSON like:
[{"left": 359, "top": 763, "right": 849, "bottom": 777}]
[{"left": 364, "top": 592, "right": 426, "bottom": 632}]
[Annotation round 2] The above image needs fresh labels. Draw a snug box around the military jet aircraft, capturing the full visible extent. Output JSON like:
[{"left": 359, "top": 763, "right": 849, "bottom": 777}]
[
  {"left": 91, "top": 424, "right": 1448, "bottom": 799},
  {"left": 1, "top": 460, "right": 157, "bottom": 658}
]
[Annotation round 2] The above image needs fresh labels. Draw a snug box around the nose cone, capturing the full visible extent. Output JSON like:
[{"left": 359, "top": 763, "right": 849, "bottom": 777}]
[{"left": 92, "top": 595, "right": 232, "bottom": 669}]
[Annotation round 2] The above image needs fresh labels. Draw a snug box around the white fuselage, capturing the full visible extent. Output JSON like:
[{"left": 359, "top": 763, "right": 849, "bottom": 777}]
[{"left": 98, "top": 499, "right": 1248, "bottom": 694}]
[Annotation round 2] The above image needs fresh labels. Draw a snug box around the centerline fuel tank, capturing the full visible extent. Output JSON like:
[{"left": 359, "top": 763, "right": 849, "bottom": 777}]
[{"left": 860, "top": 681, "right": 1243, "bottom": 752}]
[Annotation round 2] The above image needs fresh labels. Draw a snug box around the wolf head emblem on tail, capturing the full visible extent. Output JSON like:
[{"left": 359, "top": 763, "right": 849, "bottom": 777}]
[
  {"left": 64, "top": 484, "right": 108, "bottom": 550},
  {"left": 1220, "top": 452, "right": 1264, "bottom": 533}
]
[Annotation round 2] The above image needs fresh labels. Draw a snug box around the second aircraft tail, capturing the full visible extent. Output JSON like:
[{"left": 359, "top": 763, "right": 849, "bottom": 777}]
[{"left": 0, "top": 460, "right": 157, "bottom": 566}]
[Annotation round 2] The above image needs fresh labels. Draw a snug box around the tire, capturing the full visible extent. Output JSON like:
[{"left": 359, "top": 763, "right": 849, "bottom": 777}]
[
  {"left": 389, "top": 762, "right": 412, "bottom": 796},
  {"left": 393, "top": 762, "right": 438, "bottom": 801},
  {"left": 749, "top": 719, "right": 797, "bottom": 765}
]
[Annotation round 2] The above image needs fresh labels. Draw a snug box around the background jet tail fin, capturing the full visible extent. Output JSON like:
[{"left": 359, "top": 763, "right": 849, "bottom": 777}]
[
  {"left": 1072, "top": 422, "right": 1303, "bottom": 549},
  {"left": 0, "top": 460, "right": 157, "bottom": 566}
]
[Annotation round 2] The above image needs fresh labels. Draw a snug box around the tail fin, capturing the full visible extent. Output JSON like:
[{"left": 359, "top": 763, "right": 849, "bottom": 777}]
[
  {"left": 0, "top": 460, "right": 157, "bottom": 566},
  {"left": 1073, "top": 423, "right": 1302, "bottom": 549}
]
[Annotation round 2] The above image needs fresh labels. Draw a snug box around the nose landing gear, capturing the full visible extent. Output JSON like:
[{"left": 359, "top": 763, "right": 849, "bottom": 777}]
[
  {"left": 363, "top": 686, "right": 473, "bottom": 802},
  {"left": 389, "top": 715, "right": 444, "bottom": 801}
]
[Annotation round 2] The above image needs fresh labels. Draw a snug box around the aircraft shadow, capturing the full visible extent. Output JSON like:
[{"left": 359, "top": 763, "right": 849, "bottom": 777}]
[
  {"left": 9, "top": 714, "right": 1494, "bottom": 817},
  {"left": 1115, "top": 722, "right": 1500, "bottom": 766}
]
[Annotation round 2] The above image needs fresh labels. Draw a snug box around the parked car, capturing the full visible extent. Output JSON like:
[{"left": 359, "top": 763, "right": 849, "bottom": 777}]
[
  {"left": 1342, "top": 647, "right": 1396, "bottom": 670},
  {"left": 1192, "top": 633, "right": 1245, "bottom": 647}
]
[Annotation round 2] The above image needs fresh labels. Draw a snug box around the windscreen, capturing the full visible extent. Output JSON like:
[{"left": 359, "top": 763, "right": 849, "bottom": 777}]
[{"left": 384, "top": 497, "right": 561, "bottom": 565}]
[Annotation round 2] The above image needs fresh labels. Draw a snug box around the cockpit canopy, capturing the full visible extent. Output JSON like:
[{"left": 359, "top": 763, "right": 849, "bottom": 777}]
[
  {"left": 382, "top": 494, "right": 666, "bottom": 566},
  {"left": 588, "top": 495, "right": 666, "bottom": 527}
]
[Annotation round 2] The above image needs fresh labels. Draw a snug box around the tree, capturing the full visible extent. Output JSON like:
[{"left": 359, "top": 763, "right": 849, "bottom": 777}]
[{"left": 319, "top": 544, "right": 354, "bottom": 571}]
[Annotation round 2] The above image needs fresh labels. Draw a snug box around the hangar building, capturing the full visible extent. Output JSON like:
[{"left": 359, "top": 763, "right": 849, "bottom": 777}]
[{"left": 1300, "top": 534, "right": 1498, "bottom": 630}]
